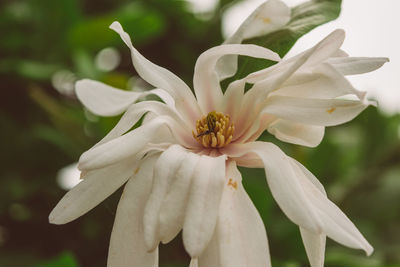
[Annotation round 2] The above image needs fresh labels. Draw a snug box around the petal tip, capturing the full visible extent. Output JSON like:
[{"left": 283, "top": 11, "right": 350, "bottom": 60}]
[
  {"left": 48, "top": 210, "right": 63, "bottom": 225},
  {"left": 109, "top": 21, "right": 122, "bottom": 31},
  {"left": 365, "top": 243, "right": 374, "bottom": 256}
]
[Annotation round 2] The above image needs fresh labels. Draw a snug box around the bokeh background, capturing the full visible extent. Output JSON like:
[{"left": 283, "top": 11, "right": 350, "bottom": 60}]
[{"left": 1, "top": 0, "right": 399, "bottom": 266}]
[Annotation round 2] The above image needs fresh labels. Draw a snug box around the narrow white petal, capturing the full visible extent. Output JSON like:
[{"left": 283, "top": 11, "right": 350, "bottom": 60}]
[
  {"left": 108, "top": 155, "right": 159, "bottom": 267},
  {"left": 267, "top": 119, "right": 325, "bottom": 147},
  {"left": 143, "top": 145, "right": 187, "bottom": 251},
  {"left": 292, "top": 158, "right": 373, "bottom": 255},
  {"left": 327, "top": 56, "right": 389, "bottom": 76},
  {"left": 222, "top": 80, "right": 245, "bottom": 123},
  {"left": 217, "top": 0, "right": 289, "bottom": 79},
  {"left": 49, "top": 157, "right": 137, "bottom": 225},
  {"left": 158, "top": 152, "right": 201, "bottom": 244},
  {"left": 235, "top": 29, "right": 346, "bottom": 134},
  {"left": 78, "top": 115, "right": 196, "bottom": 170},
  {"left": 300, "top": 227, "right": 326, "bottom": 267},
  {"left": 194, "top": 44, "right": 280, "bottom": 113},
  {"left": 262, "top": 95, "right": 370, "bottom": 126},
  {"left": 94, "top": 100, "right": 190, "bottom": 147},
  {"left": 223, "top": 142, "right": 322, "bottom": 232},
  {"left": 183, "top": 155, "right": 226, "bottom": 257},
  {"left": 214, "top": 161, "right": 271, "bottom": 267},
  {"left": 190, "top": 258, "right": 199, "bottom": 267},
  {"left": 291, "top": 158, "right": 327, "bottom": 267},
  {"left": 244, "top": 29, "right": 345, "bottom": 85},
  {"left": 198, "top": 232, "right": 220, "bottom": 267},
  {"left": 274, "top": 64, "right": 365, "bottom": 100},
  {"left": 75, "top": 79, "right": 142, "bottom": 116},
  {"left": 109, "top": 21, "right": 201, "bottom": 127}
]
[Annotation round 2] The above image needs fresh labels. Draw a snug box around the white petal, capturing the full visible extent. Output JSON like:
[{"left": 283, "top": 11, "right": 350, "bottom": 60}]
[
  {"left": 291, "top": 158, "right": 373, "bottom": 255},
  {"left": 75, "top": 79, "right": 176, "bottom": 117},
  {"left": 223, "top": 142, "right": 322, "bottom": 233},
  {"left": 267, "top": 119, "right": 325, "bottom": 147},
  {"left": 212, "top": 161, "right": 271, "bottom": 267},
  {"left": 234, "top": 112, "right": 276, "bottom": 144},
  {"left": 75, "top": 79, "right": 142, "bottom": 116},
  {"left": 244, "top": 29, "right": 345, "bottom": 85},
  {"left": 194, "top": 44, "right": 280, "bottom": 113},
  {"left": 78, "top": 115, "right": 196, "bottom": 170},
  {"left": 190, "top": 259, "right": 199, "bottom": 267},
  {"left": 95, "top": 100, "right": 190, "bottom": 147},
  {"left": 222, "top": 80, "right": 246, "bottom": 123},
  {"left": 241, "top": 0, "right": 290, "bottom": 40},
  {"left": 291, "top": 159, "right": 327, "bottom": 267},
  {"left": 143, "top": 145, "right": 188, "bottom": 251},
  {"left": 262, "top": 95, "right": 370, "bottom": 126},
  {"left": 49, "top": 157, "right": 137, "bottom": 225},
  {"left": 109, "top": 21, "right": 201, "bottom": 127},
  {"left": 183, "top": 155, "right": 226, "bottom": 257},
  {"left": 327, "top": 56, "right": 389, "bottom": 76},
  {"left": 274, "top": 63, "right": 365, "bottom": 100},
  {"left": 108, "top": 155, "right": 159, "bottom": 267},
  {"left": 217, "top": 0, "right": 289, "bottom": 79},
  {"left": 300, "top": 227, "right": 326, "bottom": 267},
  {"left": 198, "top": 232, "right": 220, "bottom": 267},
  {"left": 158, "top": 152, "right": 201, "bottom": 244}
]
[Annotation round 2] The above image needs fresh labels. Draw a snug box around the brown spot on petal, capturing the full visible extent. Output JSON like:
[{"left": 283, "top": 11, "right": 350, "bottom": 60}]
[
  {"left": 262, "top": 17, "right": 271, "bottom": 24},
  {"left": 227, "top": 178, "right": 238, "bottom": 190},
  {"left": 134, "top": 167, "right": 140, "bottom": 175},
  {"left": 326, "top": 107, "right": 336, "bottom": 114}
]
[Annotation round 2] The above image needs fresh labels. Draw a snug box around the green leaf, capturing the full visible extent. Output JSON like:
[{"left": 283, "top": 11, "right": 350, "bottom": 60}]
[
  {"left": 228, "top": 0, "right": 341, "bottom": 82},
  {"left": 34, "top": 252, "right": 79, "bottom": 267},
  {"left": 68, "top": 2, "right": 166, "bottom": 51}
]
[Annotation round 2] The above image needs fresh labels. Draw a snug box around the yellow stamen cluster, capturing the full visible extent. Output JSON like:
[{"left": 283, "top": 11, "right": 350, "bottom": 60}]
[{"left": 192, "top": 111, "right": 234, "bottom": 148}]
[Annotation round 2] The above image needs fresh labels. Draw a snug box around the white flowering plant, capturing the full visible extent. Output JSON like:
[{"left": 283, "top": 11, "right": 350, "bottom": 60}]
[{"left": 49, "top": 0, "right": 388, "bottom": 266}]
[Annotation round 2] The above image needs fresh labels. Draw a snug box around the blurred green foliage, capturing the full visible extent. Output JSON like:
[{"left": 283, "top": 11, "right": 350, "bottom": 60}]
[{"left": 0, "top": 0, "right": 399, "bottom": 266}]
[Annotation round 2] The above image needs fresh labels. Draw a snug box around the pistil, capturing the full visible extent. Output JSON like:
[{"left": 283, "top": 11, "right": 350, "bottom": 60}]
[{"left": 192, "top": 111, "right": 234, "bottom": 148}]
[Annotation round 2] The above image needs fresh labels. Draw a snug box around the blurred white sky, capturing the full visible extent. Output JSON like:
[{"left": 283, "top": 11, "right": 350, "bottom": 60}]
[{"left": 190, "top": 0, "right": 399, "bottom": 114}]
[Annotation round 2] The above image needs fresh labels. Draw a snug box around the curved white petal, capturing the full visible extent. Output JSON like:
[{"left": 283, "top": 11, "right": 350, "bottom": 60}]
[
  {"left": 217, "top": 0, "right": 289, "bottom": 80},
  {"left": 201, "top": 161, "right": 271, "bottom": 267},
  {"left": 222, "top": 80, "right": 246, "bottom": 123},
  {"left": 235, "top": 30, "right": 346, "bottom": 139},
  {"left": 262, "top": 95, "right": 371, "bottom": 126},
  {"left": 327, "top": 56, "right": 389, "bottom": 76},
  {"left": 49, "top": 157, "right": 138, "bottom": 225},
  {"left": 158, "top": 152, "right": 201, "bottom": 244},
  {"left": 143, "top": 145, "right": 187, "bottom": 251},
  {"left": 222, "top": 142, "right": 322, "bottom": 233},
  {"left": 95, "top": 100, "right": 191, "bottom": 147},
  {"left": 108, "top": 155, "right": 159, "bottom": 267},
  {"left": 75, "top": 79, "right": 176, "bottom": 117},
  {"left": 194, "top": 44, "right": 280, "bottom": 114},
  {"left": 78, "top": 115, "right": 197, "bottom": 170},
  {"left": 291, "top": 159, "right": 373, "bottom": 255},
  {"left": 291, "top": 159, "right": 327, "bottom": 267},
  {"left": 109, "top": 21, "right": 201, "bottom": 127},
  {"left": 183, "top": 154, "right": 226, "bottom": 257},
  {"left": 273, "top": 64, "right": 365, "bottom": 100},
  {"left": 267, "top": 119, "right": 325, "bottom": 147},
  {"left": 244, "top": 29, "right": 345, "bottom": 85},
  {"left": 76, "top": 79, "right": 143, "bottom": 116}
]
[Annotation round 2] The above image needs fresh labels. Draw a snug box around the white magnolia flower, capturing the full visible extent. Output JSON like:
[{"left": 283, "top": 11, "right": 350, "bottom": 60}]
[{"left": 49, "top": 2, "right": 388, "bottom": 266}]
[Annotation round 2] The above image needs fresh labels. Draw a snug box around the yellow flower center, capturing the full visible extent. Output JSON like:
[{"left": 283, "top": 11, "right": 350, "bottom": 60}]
[{"left": 192, "top": 111, "right": 234, "bottom": 148}]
